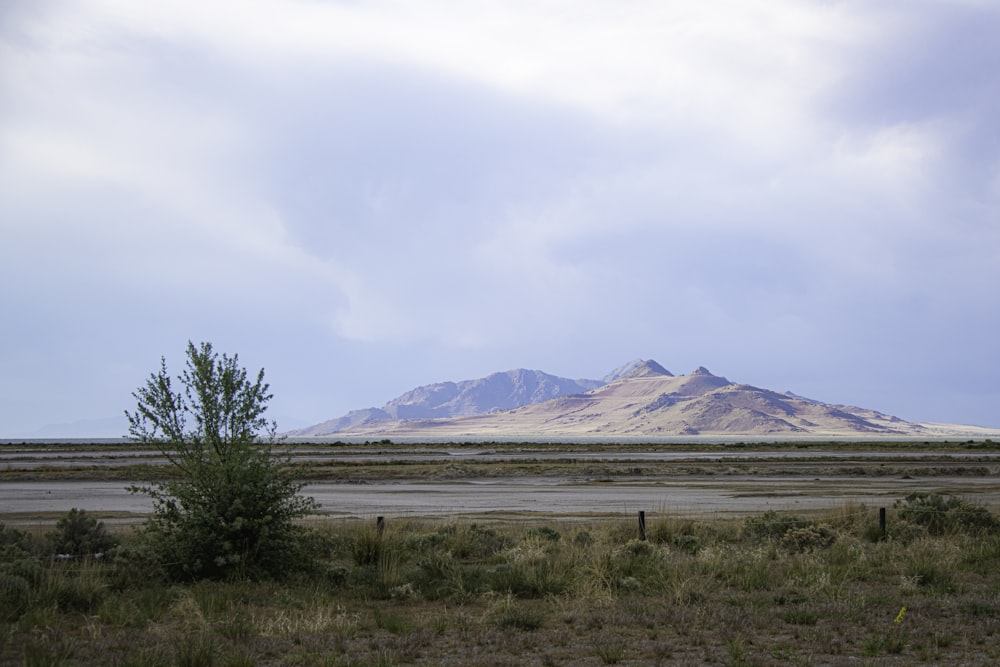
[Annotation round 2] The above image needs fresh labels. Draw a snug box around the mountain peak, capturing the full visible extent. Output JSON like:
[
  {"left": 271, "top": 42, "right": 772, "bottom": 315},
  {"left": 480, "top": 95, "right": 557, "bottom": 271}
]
[
  {"left": 623, "top": 359, "right": 674, "bottom": 378},
  {"left": 287, "top": 359, "right": 985, "bottom": 438},
  {"left": 601, "top": 359, "right": 643, "bottom": 383}
]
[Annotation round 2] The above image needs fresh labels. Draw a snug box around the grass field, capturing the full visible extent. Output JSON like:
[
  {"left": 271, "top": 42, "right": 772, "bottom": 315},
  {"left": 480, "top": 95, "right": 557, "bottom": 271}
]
[{"left": 2, "top": 441, "right": 999, "bottom": 665}]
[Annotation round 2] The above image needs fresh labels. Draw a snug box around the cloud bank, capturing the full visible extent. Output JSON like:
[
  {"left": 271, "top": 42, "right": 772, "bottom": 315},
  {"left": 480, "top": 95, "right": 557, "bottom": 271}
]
[{"left": 1, "top": 0, "right": 998, "bottom": 435}]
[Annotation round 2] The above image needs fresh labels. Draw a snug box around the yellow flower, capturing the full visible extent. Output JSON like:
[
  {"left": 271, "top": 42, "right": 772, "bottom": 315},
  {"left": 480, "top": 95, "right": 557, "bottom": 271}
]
[{"left": 894, "top": 606, "right": 907, "bottom": 625}]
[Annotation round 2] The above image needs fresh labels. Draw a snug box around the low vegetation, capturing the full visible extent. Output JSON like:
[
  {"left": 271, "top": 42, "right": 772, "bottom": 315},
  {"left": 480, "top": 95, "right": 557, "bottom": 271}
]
[{"left": 2, "top": 495, "right": 1000, "bottom": 665}]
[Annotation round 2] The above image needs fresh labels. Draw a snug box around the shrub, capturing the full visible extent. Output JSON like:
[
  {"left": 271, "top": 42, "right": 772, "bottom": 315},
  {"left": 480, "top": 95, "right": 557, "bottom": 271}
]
[
  {"left": 453, "top": 524, "right": 510, "bottom": 560},
  {"left": 897, "top": 493, "right": 1000, "bottom": 536},
  {"left": 105, "top": 542, "right": 167, "bottom": 590},
  {"left": 126, "top": 342, "right": 319, "bottom": 580},
  {"left": 618, "top": 538, "right": 654, "bottom": 557},
  {"left": 0, "top": 572, "right": 30, "bottom": 621},
  {"left": 743, "top": 510, "right": 812, "bottom": 541},
  {"left": 0, "top": 522, "right": 31, "bottom": 554},
  {"left": 780, "top": 525, "right": 836, "bottom": 553},
  {"left": 493, "top": 597, "right": 545, "bottom": 630},
  {"left": 672, "top": 534, "right": 702, "bottom": 555},
  {"left": 415, "top": 551, "right": 468, "bottom": 600},
  {"left": 489, "top": 539, "right": 570, "bottom": 598},
  {"left": 351, "top": 523, "right": 384, "bottom": 566},
  {"left": 527, "top": 526, "right": 561, "bottom": 542},
  {"left": 46, "top": 508, "right": 118, "bottom": 557},
  {"left": 0, "top": 522, "right": 43, "bottom": 622},
  {"left": 50, "top": 568, "right": 107, "bottom": 612},
  {"left": 173, "top": 633, "right": 217, "bottom": 667},
  {"left": 374, "top": 607, "right": 412, "bottom": 633}
]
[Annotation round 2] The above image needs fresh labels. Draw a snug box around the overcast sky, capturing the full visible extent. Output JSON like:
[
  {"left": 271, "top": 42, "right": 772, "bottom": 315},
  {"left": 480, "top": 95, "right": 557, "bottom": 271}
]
[{"left": 2, "top": 0, "right": 998, "bottom": 437}]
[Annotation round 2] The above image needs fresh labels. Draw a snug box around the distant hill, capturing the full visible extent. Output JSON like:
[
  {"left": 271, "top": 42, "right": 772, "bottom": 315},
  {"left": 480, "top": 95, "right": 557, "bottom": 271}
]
[
  {"left": 31, "top": 416, "right": 129, "bottom": 439},
  {"left": 290, "top": 367, "right": 613, "bottom": 436},
  {"left": 290, "top": 360, "right": 997, "bottom": 438}
]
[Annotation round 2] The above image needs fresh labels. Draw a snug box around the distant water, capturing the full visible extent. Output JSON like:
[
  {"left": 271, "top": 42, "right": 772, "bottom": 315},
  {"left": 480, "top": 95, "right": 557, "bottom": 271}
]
[
  {"left": 3, "top": 433, "right": 990, "bottom": 446},
  {"left": 281, "top": 434, "right": 987, "bottom": 444}
]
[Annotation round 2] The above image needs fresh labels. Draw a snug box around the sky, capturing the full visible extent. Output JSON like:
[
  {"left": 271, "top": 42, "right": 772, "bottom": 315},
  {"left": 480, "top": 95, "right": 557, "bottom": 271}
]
[{"left": 2, "top": 0, "right": 999, "bottom": 437}]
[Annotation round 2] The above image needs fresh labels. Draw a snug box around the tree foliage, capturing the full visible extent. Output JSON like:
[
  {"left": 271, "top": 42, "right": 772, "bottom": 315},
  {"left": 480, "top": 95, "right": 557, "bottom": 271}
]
[{"left": 126, "top": 341, "right": 318, "bottom": 580}]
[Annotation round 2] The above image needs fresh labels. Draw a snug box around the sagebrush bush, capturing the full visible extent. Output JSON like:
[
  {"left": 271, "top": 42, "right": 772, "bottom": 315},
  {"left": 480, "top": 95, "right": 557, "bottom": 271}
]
[
  {"left": 897, "top": 493, "right": 1000, "bottom": 536},
  {"left": 780, "top": 525, "right": 836, "bottom": 553},
  {"left": 491, "top": 539, "right": 571, "bottom": 598},
  {"left": 415, "top": 550, "right": 466, "bottom": 599},
  {"left": 743, "top": 510, "right": 813, "bottom": 541}
]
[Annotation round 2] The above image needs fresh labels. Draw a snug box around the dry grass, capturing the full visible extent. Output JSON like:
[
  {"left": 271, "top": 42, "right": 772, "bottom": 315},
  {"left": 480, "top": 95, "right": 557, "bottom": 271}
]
[{"left": 3, "top": 498, "right": 1000, "bottom": 666}]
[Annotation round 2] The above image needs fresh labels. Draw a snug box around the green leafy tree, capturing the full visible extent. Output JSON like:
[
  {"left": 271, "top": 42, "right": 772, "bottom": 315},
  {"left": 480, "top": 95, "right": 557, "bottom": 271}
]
[{"left": 126, "top": 341, "right": 318, "bottom": 580}]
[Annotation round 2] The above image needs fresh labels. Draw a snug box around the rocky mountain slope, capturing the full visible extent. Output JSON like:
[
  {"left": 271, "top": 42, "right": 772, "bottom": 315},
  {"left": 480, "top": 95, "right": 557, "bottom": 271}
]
[
  {"left": 292, "top": 360, "right": 993, "bottom": 438},
  {"left": 291, "top": 366, "right": 627, "bottom": 436}
]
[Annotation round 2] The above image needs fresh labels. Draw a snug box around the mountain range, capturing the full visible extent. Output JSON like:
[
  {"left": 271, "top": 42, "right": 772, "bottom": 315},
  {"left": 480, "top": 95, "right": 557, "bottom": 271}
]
[{"left": 290, "top": 360, "right": 995, "bottom": 438}]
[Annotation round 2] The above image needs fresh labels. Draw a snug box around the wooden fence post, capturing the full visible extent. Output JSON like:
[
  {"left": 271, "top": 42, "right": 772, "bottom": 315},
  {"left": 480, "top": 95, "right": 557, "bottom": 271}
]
[
  {"left": 879, "top": 507, "right": 886, "bottom": 540},
  {"left": 376, "top": 516, "right": 385, "bottom": 537},
  {"left": 638, "top": 510, "right": 646, "bottom": 541}
]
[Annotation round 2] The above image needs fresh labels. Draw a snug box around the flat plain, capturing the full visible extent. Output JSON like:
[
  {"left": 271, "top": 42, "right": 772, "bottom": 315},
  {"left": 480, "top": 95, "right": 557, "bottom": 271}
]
[{"left": 2, "top": 439, "right": 1000, "bottom": 665}]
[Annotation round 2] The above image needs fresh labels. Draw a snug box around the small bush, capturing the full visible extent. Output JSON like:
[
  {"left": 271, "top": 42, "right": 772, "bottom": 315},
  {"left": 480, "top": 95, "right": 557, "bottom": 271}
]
[
  {"left": 906, "top": 557, "right": 956, "bottom": 593},
  {"left": 351, "top": 524, "right": 383, "bottom": 566},
  {"left": 453, "top": 524, "right": 511, "bottom": 560},
  {"left": 415, "top": 551, "right": 469, "bottom": 600},
  {"left": 593, "top": 636, "right": 627, "bottom": 664},
  {"left": 47, "top": 508, "right": 118, "bottom": 557},
  {"left": 0, "top": 573, "right": 30, "bottom": 621},
  {"left": 648, "top": 516, "right": 696, "bottom": 545},
  {"left": 527, "top": 526, "right": 561, "bottom": 542},
  {"left": 897, "top": 493, "right": 1000, "bottom": 536},
  {"left": 780, "top": 525, "right": 836, "bottom": 553},
  {"left": 374, "top": 608, "right": 412, "bottom": 634},
  {"left": 0, "top": 523, "right": 32, "bottom": 554},
  {"left": 174, "top": 633, "right": 217, "bottom": 667},
  {"left": 0, "top": 526, "right": 45, "bottom": 622},
  {"left": 493, "top": 598, "right": 545, "bottom": 631},
  {"left": 618, "top": 538, "right": 654, "bottom": 557},
  {"left": 38, "top": 561, "right": 109, "bottom": 613},
  {"left": 780, "top": 608, "right": 819, "bottom": 625},
  {"left": 489, "top": 558, "right": 569, "bottom": 598},
  {"left": 672, "top": 534, "right": 701, "bottom": 555},
  {"left": 106, "top": 542, "right": 167, "bottom": 590},
  {"left": 743, "top": 511, "right": 812, "bottom": 541}
]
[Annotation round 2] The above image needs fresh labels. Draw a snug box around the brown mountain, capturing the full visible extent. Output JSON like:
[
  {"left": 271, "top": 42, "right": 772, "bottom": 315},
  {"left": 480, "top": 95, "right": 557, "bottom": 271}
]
[{"left": 293, "top": 360, "right": 994, "bottom": 438}]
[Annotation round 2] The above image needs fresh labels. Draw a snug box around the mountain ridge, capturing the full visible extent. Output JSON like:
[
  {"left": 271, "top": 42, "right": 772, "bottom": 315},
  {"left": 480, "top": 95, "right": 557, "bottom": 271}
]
[
  {"left": 289, "top": 360, "right": 997, "bottom": 438},
  {"left": 291, "top": 366, "right": 608, "bottom": 436}
]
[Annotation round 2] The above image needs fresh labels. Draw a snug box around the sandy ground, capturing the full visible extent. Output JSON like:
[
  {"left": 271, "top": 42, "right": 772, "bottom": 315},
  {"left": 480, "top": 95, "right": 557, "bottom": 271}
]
[{"left": 4, "top": 472, "right": 1000, "bottom": 525}]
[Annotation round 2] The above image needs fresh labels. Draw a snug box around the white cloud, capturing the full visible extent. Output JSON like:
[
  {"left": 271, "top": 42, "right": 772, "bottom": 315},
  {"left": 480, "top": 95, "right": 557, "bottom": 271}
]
[{"left": 1, "top": 0, "right": 998, "bottom": 431}]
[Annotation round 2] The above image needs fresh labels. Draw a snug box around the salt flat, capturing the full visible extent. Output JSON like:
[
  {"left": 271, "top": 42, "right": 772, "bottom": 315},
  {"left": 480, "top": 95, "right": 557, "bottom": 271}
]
[{"left": 4, "top": 472, "right": 1000, "bottom": 524}]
